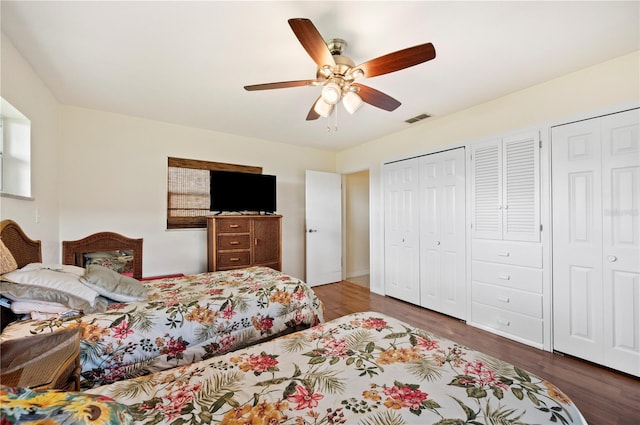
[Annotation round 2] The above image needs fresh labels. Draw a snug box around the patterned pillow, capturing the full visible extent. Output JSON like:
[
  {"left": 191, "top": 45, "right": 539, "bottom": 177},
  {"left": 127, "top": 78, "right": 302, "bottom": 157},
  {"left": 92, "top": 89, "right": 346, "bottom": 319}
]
[
  {"left": 80, "top": 265, "right": 148, "bottom": 302},
  {"left": 0, "top": 239, "right": 18, "bottom": 274}
]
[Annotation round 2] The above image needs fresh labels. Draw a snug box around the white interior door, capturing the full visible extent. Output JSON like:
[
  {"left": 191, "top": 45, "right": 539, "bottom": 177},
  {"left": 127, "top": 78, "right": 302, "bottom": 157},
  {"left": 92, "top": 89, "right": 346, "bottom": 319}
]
[
  {"left": 552, "top": 118, "right": 604, "bottom": 362},
  {"left": 601, "top": 110, "right": 640, "bottom": 376},
  {"left": 383, "top": 159, "right": 420, "bottom": 303},
  {"left": 553, "top": 108, "right": 639, "bottom": 376},
  {"left": 419, "top": 148, "right": 466, "bottom": 319},
  {"left": 305, "top": 170, "right": 342, "bottom": 286}
]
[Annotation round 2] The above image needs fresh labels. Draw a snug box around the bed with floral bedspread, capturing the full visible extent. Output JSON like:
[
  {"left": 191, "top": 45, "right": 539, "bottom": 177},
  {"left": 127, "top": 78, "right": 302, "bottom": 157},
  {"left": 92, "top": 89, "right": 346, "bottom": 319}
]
[
  {"left": 1, "top": 266, "right": 323, "bottom": 390},
  {"left": 74, "top": 311, "right": 587, "bottom": 425}
]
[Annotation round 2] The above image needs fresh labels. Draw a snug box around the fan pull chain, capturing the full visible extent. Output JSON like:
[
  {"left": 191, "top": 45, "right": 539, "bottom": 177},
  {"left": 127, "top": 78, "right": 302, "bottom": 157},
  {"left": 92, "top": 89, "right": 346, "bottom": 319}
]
[{"left": 324, "top": 104, "right": 340, "bottom": 132}]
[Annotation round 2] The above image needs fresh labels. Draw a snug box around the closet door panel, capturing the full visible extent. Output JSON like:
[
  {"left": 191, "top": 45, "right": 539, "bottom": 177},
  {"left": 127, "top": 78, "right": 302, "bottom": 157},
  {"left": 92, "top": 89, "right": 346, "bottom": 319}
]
[
  {"left": 552, "top": 119, "right": 604, "bottom": 363},
  {"left": 502, "top": 132, "right": 541, "bottom": 242},
  {"left": 471, "top": 140, "right": 502, "bottom": 240},
  {"left": 601, "top": 110, "right": 640, "bottom": 376},
  {"left": 419, "top": 148, "right": 466, "bottom": 319},
  {"left": 419, "top": 158, "right": 441, "bottom": 309},
  {"left": 384, "top": 159, "right": 420, "bottom": 303}
]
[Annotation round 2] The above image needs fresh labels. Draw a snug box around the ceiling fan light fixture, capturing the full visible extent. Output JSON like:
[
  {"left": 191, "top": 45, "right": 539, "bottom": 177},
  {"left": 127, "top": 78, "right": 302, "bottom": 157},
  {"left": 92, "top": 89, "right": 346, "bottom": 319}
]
[
  {"left": 313, "top": 98, "right": 333, "bottom": 117},
  {"left": 351, "top": 68, "right": 365, "bottom": 79},
  {"left": 321, "top": 82, "right": 342, "bottom": 105},
  {"left": 342, "top": 91, "right": 363, "bottom": 114}
]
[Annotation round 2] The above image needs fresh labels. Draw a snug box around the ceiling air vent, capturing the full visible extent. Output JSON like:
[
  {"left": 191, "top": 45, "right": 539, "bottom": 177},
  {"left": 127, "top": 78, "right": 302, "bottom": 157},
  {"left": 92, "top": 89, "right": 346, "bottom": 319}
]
[{"left": 405, "top": 113, "right": 431, "bottom": 124}]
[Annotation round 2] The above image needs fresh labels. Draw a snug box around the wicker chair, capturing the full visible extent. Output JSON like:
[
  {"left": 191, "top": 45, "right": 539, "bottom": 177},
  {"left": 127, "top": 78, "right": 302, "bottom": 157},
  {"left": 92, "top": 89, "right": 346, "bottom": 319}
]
[{"left": 0, "top": 327, "right": 82, "bottom": 391}]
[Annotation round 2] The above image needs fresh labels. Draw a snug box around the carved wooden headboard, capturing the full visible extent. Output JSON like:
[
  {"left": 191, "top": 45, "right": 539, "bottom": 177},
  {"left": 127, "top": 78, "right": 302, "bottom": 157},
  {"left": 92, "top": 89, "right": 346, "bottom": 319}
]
[{"left": 62, "top": 232, "right": 143, "bottom": 279}]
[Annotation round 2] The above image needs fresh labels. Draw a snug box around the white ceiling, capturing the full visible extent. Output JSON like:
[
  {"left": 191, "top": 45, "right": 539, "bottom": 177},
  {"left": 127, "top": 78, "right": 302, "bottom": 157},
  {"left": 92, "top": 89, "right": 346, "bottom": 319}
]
[{"left": 2, "top": 1, "right": 638, "bottom": 151}]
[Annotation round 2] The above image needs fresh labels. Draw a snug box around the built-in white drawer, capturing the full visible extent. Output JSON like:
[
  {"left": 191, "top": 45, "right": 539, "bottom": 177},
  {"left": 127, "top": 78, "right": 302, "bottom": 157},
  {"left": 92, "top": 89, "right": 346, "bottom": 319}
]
[
  {"left": 471, "top": 302, "right": 543, "bottom": 344},
  {"left": 471, "top": 260, "right": 543, "bottom": 293},
  {"left": 472, "top": 281, "right": 542, "bottom": 318},
  {"left": 472, "top": 239, "right": 542, "bottom": 268}
]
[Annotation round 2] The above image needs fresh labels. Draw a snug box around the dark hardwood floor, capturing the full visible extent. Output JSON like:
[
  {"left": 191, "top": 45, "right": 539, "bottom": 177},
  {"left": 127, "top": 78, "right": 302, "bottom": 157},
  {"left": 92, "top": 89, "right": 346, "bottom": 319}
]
[{"left": 313, "top": 281, "right": 640, "bottom": 425}]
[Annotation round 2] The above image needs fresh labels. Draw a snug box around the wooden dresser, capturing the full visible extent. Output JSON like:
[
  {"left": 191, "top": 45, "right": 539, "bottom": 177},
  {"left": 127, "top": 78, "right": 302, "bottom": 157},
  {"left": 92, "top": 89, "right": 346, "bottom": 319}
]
[{"left": 207, "top": 215, "right": 282, "bottom": 272}]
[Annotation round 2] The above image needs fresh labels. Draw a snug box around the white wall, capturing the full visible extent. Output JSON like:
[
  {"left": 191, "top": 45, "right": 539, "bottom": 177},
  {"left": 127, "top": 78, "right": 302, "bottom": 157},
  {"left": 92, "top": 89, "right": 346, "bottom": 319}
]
[
  {"left": 344, "top": 170, "right": 369, "bottom": 278},
  {"left": 336, "top": 51, "right": 640, "bottom": 294},
  {"left": 1, "top": 33, "right": 61, "bottom": 261},
  {"left": 58, "top": 106, "right": 336, "bottom": 278}
]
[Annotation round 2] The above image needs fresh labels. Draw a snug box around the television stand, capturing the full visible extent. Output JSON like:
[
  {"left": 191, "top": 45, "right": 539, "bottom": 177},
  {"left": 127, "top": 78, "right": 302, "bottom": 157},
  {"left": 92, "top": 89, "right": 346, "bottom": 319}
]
[{"left": 206, "top": 215, "right": 282, "bottom": 272}]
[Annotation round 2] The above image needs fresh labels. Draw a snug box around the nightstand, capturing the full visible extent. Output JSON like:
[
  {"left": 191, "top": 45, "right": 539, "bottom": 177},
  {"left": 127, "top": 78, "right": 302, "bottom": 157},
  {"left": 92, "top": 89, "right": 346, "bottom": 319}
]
[{"left": 1, "top": 327, "right": 82, "bottom": 391}]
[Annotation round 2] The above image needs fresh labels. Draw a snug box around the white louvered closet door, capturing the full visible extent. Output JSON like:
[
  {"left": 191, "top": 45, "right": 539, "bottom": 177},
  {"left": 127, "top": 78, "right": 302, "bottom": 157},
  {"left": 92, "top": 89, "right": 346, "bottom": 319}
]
[
  {"left": 471, "top": 133, "right": 540, "bottom": 242},
  {"left": 502, "top": 133, "right": 541, "bottom": 243},
  {"left": 471, "top": 139, "right": 502, "bottom": 240},
  {"left": 384, "top": 158, "right": 421, "bottom": 303}
]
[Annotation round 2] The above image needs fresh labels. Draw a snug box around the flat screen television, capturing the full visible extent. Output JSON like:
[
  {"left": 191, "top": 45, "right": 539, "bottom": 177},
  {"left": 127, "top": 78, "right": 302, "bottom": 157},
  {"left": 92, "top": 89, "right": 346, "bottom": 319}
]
[{"left": 209, "top": 170, "right": 277, "bottom": 213}]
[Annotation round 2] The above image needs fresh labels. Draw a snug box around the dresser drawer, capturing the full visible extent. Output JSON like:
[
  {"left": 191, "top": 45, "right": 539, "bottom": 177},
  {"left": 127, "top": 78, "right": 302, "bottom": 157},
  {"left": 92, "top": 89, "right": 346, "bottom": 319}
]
[
  {"left": 217, "top": 251, "right": 250, "bottom": 268},
  {"left": 216, "top": 219, "right": 250, "bottom": 233},
  {"left": 472, "top": 240, "right": 542, "bottom": 268},
  {"left": 471, "top": 261, "right": 542, "bottom": 293},
  {"left": 471, "top": 302, "right": 543, "bottom": 344},
  {"left": 217, "top": 234, "right": 250, "bottom": 250},
  {"left": 472, "top": 281, "right": 542, "bottom": 318}
]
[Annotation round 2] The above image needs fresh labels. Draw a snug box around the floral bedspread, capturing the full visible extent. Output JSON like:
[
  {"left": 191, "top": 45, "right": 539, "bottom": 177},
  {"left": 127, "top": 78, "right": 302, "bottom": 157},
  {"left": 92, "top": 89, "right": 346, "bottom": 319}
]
[
  {"left": 0, "top": 386, "right": 133, "bottom": 425},
  {"left": 1, "top": 267, "right": 324, "bottom": 389},
  {"left": 85, "top": 312, "right": 586, "bottom": 425}
]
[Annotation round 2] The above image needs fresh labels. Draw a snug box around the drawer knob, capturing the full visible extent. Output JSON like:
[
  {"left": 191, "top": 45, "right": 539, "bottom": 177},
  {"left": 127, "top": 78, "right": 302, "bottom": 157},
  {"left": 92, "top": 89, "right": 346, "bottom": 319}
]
[
  {"left": 499, "top": 274, "right": 511, "bottom": 280},
  {"left": 608, "top": 256, "right": 618, "bottom": 262},
  {"left": 498, "top": 251, "right": 510, "bottom": 257},
  {"left": 230, "top": 241, "right": 240, "bottom": 245},
  {"left": 229, "top": 224, "right": 239, "bottom": 228},
  {"left": 496, "top": 319, "right": 510, "bottom": 327},
  {"left": 498, "top": 296, "right": 510, "bottom": 303},
  {"left": 230, "top": 257, "right": 240, "bottom": 261}
]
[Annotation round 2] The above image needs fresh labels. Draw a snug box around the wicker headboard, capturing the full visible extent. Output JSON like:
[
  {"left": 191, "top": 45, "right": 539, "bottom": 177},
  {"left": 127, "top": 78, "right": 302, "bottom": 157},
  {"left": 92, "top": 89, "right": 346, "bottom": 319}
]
[
  {"left": 0, "top": 219, "right": 43, "bottom": 330},
  {"left": 62, "top": 232, "right": 143, "bottom": 279},
  {"left": 0, "top": 219, "right": 42, "bottom": 268}
]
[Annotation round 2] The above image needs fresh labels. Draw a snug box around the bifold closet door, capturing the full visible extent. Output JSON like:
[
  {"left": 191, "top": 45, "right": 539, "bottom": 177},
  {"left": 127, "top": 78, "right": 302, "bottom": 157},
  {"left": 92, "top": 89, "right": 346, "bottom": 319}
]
[
  {"left": 384, "top": 158, "right": 420, "bottom": 303},
  {"left": 552, "top": 109, "right": 639, "bottom": 376},
  {"left": 419, "top": 148, "right": 466, "bottom": 319}
]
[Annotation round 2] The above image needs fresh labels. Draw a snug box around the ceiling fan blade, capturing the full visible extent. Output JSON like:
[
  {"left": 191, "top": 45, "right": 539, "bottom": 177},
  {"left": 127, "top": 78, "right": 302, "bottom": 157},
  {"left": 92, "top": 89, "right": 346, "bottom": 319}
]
[
  {"left": 244, "top": 80, "right": 315, "bottom": 91},
  {"left": 306, "top": 97, "right": 321, "bottom": 121},
  {"left": 288, "top": 18, "right": 336, "bottom": 68},
  {"left": 352, "top": 83, "right": 401, "bottom": 111},
  {"left": 354, "top": 43, "right": 436, "bottom": 78}
]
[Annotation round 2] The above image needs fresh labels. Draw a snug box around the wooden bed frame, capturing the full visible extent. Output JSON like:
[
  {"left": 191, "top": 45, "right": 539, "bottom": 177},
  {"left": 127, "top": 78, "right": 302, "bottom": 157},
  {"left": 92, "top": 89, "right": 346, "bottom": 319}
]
[
  {"left": 0, "top": 219, "right": 143, "bottom": 279},
  {"left": 62, "top": 232, "right": 143, "bottom": 279}
]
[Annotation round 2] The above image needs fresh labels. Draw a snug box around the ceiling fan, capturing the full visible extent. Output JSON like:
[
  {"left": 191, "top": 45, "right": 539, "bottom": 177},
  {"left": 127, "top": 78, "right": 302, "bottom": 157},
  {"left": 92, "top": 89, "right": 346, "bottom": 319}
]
[{"left": 244, "top": 18, "right": 436, "bottom": 121}]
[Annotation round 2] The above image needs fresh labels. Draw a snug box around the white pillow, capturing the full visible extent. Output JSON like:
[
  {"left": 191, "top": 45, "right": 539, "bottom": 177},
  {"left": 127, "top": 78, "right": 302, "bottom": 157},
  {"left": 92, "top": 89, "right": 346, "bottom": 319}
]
[
  {"left": 9, "top": 299, "right": 72, "bottom": 314},
  {"left": 1, "top": 263, "right": 99, "bottom": 307}
]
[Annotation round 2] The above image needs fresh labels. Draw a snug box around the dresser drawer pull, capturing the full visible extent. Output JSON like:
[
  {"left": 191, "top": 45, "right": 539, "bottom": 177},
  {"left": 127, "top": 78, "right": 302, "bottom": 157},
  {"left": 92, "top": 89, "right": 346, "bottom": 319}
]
[
  {"left": 496, "top": 319, "right": 510, "bottom": 326},
  {"left": 229, "top": 241, "right": 240, "bottom": 245},
  {"left": 497, "top": 251, "right": 510, "bottom": 257},
  {"left": 498, "top": 296, "right": 510, "bottom": 303},
  {"left": 229, "top": 224, "right": 240, "bottom": 228},
  {"left": 498, "top": 274, "right": 511, "bottom": 280},
  {"left": 230, "top": 257, "right": 240, "bottom": 261}
]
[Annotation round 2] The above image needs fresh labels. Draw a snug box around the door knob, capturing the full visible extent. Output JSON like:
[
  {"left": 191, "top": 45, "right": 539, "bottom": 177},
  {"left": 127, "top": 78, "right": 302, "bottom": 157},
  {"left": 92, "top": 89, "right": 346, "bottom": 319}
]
[{"left": 608, "top": 255, "right": 618, "bottom": 262}]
